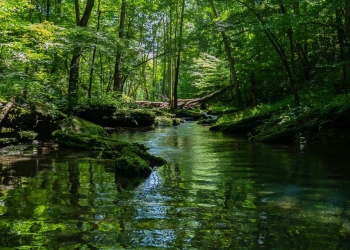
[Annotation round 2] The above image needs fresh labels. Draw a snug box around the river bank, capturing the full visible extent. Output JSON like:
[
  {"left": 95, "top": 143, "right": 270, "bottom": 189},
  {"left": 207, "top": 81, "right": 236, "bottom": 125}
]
[{"left": 209, "top": 93, "right": 350, "bottom": 145}]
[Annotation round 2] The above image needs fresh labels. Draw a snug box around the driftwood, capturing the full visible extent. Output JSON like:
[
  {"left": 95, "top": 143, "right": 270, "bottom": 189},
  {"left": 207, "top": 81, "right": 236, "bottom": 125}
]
[{"left": 0, "top": 97, "right": 16, "bottom": 124}]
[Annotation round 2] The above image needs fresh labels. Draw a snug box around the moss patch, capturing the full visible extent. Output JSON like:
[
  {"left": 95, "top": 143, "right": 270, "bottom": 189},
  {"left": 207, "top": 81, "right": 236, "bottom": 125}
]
[
  {"left": 52, "top": 130, "right": 166, "bottom": 176},
  {"left": 0, "top": 138, "right": 18, "bottom": 147},
  {"left": 209, "top": 94, "right": 350, "bottom": 144},
  {"left": 155, "top": 116, "right": 174, "bottom": 126},
  {"left": 58, "top": 116, "right": 108, "bottom": 137},
  {"left": 171, "top": 109, "right": 206, "bottom": 121}
]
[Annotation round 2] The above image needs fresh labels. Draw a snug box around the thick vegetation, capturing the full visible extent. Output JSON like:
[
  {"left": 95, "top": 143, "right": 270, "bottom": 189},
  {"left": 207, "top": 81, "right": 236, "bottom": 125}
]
[{"left": 0, "top": 0, "right": 349, "bottom": 144}]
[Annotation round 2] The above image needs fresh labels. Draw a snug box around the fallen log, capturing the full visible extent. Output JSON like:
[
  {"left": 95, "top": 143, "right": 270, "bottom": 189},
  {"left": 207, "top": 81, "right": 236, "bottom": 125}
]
[
  {"left": 132, "top": 85, "right": 232, "bottom": 110},
  {"left": 181, "top": 85, "right": 232, "bottom": 108},
  {"left": 0, "top": 97, "right": 16, "bottom": 124}
]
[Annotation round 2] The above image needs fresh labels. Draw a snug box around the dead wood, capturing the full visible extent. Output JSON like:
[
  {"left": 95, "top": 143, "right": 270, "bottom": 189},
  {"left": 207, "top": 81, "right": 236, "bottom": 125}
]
[
  {"left": 0, "top": 97, "right": 16, "bottom": 124},
  {"left": 133, "top": 85, "right": 232, "bottom": 109}
]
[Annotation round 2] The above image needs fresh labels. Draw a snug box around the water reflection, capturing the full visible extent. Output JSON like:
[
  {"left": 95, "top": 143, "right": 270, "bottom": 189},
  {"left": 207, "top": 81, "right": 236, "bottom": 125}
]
[{"left": 0, "top": 123, "right": 349, "bottom": 249}]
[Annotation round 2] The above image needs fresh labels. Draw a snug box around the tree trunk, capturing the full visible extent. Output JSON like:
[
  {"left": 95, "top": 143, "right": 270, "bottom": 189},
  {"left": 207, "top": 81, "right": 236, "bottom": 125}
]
[
  {"left": 113, "top": 0, "right": 126, "bottom": 94},
  {"left": 281, "top": 4, "right": 299, "bottom": 106},
  {"left": 336, "top": 8, "right": 347, "bottom": 92},
  {"left": 68, "top": 0, "right": 95, "bottom": 107},
  {"left": 250, "top": 72, "right": 258, "bottom": 106},
  {"left": 88, "top": 0, "right": 101, "bottom": 100},
  {"left": 46, "top": 0, "right": 50, "bottom": 21},
  {"left": 168, "top": 12, "right": 173, "bottom": 108},
  {"left": 209, "top": 0, "right": 243, "bottom": 108},
  {"left": 237, "top": 0, "right": 299, "bottom": 106},
  {"left": 173, "top": 0, "right": 185, "bottom": 109}
]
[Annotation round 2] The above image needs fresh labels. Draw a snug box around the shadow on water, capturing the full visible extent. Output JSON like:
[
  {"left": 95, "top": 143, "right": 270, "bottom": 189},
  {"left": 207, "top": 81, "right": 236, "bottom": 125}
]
[{"left": 0, "top": 123, "right": 350, "bottom": 249}]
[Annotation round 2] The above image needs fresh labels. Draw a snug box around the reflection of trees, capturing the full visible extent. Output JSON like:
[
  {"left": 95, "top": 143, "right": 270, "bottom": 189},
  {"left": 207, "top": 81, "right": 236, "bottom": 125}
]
[
  {"left": 68, "top": 161, "right": 80, "bottom": 206},
  {"left": 2, "top": 126, "right": 349, "bottom": 249},
  {"left": 0, "top": 158, "right": 138, "bottom": 249}
]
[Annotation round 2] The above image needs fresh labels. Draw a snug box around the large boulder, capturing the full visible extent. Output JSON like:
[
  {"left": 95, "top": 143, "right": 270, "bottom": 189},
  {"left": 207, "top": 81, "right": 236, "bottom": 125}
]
[{"left": 74, "top": 106, "right": 156, "bottom": 127}]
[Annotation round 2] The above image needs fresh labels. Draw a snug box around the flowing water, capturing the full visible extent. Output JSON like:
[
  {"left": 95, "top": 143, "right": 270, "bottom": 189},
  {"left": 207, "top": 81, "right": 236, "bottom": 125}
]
[{"left": 0, "top": 123, "right": 350, "bottom": 249}]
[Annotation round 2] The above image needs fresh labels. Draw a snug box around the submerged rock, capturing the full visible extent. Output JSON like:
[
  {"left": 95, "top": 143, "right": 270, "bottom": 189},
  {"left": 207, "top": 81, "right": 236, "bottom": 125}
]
[{"left": 52, "top": 130, "right": 166, "bottom": 176}]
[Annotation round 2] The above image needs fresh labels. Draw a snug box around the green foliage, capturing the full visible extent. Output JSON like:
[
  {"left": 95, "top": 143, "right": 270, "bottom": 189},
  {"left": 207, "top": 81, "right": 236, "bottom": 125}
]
[
  {"left": 0, "top": 0, "right": 348, "bottom": 118},
  {"left": 211, "top": 92, "right": 350, "bottom": 143},
  {"left": 206, "top": 105, "right": 238, "bottom": 114},
  {"left": 188, "top": 53, "right": 230, "bottom": 96}
]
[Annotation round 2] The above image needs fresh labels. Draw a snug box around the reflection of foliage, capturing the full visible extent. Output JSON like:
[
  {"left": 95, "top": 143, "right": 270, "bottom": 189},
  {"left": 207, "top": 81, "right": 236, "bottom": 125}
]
[
  {"left": 0, "top": 160, "right": 127, "bottom": 249},
  {"left": 1, "top": 126, "right": 350, "bottom": 249}
]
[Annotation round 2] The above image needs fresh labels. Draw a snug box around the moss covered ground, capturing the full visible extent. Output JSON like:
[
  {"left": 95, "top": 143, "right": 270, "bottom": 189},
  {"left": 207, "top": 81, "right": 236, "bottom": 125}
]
[{"left": 209, "top": 94, "right": 350, "bottom": 144}]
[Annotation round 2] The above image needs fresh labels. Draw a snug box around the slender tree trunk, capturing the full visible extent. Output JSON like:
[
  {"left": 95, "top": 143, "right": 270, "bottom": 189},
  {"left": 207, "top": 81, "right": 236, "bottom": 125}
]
[
  {"left": 142, "top": 62, "right": 149, "bottom": 100},
  {"left": 113, "top": 0, "right": 126, "bottom": 95},
  {"left": 280, "top": 4, "right": 299, "bottom": 106},
  {"left": 162, "top": 16, "right": 167, "bottom": 96},
  {"left": 68, "top": 0, "right": 95, "bottom": 107},
  {"left": 209, "top": 0, "right": 243, "bottom": 108},
  {"left": 46, "top": 0, "right": 50, "bottom": 21},
  {"left": 336, "top": 8, "right": 347, "bottom": 92},
  {"left": 88, "top": 0, "right": 101, "bottom": 99},
  {"left": 173, "top": 0, "right": 185, "bottom": 109},
  {"left": 250, "top": 72, "right": 258, "bottom": 106},
  {"left": 236, "top": 0, "right": 299, "bottom": 106},
  {"left": 168, "top": 11, "right": 173, "bottom": 108}
]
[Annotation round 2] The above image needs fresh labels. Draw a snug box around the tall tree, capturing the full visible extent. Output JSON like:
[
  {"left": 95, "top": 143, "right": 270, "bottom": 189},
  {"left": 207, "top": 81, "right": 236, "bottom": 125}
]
[
  {"left": 88, "top": 0, "right": 101, "bottom": 100},
  {"left": 173, "top": 0, "right": 185, "bottom": 109},
  {"left": 113, "top": 0, "right": 127, "bottom": 95},
  {"left": 209, "top": 0, "right": 243, "bottom": 108},
  {"left": 68, "top": 0, "right": 95, "bottom": 107}
]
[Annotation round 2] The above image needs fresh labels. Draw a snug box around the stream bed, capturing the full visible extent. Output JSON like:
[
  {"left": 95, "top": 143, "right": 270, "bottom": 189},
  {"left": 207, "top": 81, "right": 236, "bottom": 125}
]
[{"left": 1, "top": 122, "right": 350, "bottom": 249}]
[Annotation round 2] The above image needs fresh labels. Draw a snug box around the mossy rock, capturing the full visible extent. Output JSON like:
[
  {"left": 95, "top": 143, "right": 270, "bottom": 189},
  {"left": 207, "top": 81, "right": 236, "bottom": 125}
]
[
  {"left": 58, "top": 116, "right": 108, "bottom": 137},
  {"left": 155, "top": 116, "right": 174, "bottom": 126},
  {"left": 18, "top": 130, "right": 38, "bottom": 142},
  {"left": 172, "top": 118, "right": 182, "bottom": 126},
  {"left": 171, "top": 109, "right": 206, "bottom": 121},
  {"left": 52, "top": 130, "right": 127, "bottom": 150},
  {"left": 210, "top": 113, "right": 272, "bottom": 132},
  {"left": 52, "top": 130, "right": 166, "bottom": 176},
  {"left": 197, "top": 117, "right": 218, "bottom": 125},
  {"left": 75, "top": 106, "right": 156, "bottom": 127},
  {"left": 113, "top": 109, "right": 156, "bottom": 127},
  {"left": 0, "top": 100, "right": 65, "bottom": 138},
  {"left": 114, "top": 151, "right": 151, "bottom": 176},
  {"left": 0, "top": 138, "right": 18, "bottom": 147}
]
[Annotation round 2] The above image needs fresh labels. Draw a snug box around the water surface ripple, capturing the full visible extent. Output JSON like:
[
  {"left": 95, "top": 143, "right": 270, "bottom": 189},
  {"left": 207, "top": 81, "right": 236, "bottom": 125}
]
[{"left": 1, "top": 123, "right": 350, "bottom": 249}]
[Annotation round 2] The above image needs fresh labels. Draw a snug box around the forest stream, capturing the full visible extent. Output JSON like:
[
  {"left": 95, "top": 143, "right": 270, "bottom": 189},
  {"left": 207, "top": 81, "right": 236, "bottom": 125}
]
[{"left": 1, "top": 123, "right": 350, "bottom": 249}]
